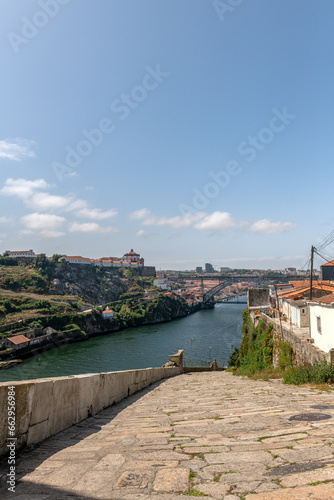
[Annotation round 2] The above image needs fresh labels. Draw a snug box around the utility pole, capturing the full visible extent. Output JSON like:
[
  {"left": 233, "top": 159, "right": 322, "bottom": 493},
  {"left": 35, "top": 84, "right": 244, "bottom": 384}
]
[{"left": 310, "top": 245, "right": 314, "bottom": 300}]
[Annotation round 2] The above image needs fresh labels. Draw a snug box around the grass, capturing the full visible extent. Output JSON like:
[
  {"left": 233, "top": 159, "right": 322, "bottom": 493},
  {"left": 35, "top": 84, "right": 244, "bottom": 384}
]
[
  {"left": 184, "top": 488, "right": 207, "bottom": 497},
  {"left": 224, "top": 470, "right": 236, "bottom": 474},
  {"left": 189, "top": 471, "right": 197, "bottom": 479},
  {"left": 309, "top": 480, "right": 334, "bottom": 486},
  {"left": 214, "top": 473, "right": 222, "bottom": 482}
]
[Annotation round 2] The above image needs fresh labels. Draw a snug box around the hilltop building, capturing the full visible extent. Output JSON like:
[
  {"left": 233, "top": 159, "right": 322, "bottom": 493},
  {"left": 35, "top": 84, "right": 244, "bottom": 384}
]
[
  {"left": 123, "top": 249, "right": 144, "bottom": 265},
  {"left": 60, "top": 249, "right": 145, "bottom": 269},
  {"left": 5, "top": 249, "right": 35, "bottom": 259}
]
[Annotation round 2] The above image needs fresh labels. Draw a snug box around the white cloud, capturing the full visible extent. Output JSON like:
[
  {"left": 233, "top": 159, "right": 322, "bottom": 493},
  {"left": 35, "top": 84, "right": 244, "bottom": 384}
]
[
  {"left": 247, "top": 219, "right": 297, "bottom": 234},
  {"left": 135, "top": 229, "right": 158, "bottom": 239},
  {"left": 1, "top": 178, "right": 49, "bottom": 199},
  {"left": 68, "top": 222, "right": 119, "bottom": 233},
  {"left": 39, "top": 230, "right": 66, "bottom": 238},
  {"left": 21, "top": 213, "right": 66, "bottom": 231},
  {"left": 130, "top": 208, "right": 151, "bottom": 220},
  {"left": 146, "top": 212, "right": 205, "bottom": 228},
  {"left": 30, "top": 192, "right": 71, "bottom": 211},
  {"left": 0, "top": 138, "right": 36, "bottom": 161},
  {"left": 131, "top": 207, "right": 297, "bottom": 235},
  {"left": 75, "top": 207, "right": 118, "bottom": 220},
  {"left": 194, "top": 211, "right": 235, "bottom": 231},
  {"left": 131, "top": 208, "right": 206, "bottom": 228},
  {"left": 0, "top": 216, "right": 9, "bottom": 223}
]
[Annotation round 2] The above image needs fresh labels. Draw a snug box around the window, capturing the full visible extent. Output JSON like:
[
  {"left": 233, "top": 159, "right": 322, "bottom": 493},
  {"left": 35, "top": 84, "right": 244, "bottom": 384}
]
[
  {"left": 302, "top": 309, "right": 305, "bottom": 313},
  {"left": 316, "top": 315, "right": 322, "bottom": 334}
]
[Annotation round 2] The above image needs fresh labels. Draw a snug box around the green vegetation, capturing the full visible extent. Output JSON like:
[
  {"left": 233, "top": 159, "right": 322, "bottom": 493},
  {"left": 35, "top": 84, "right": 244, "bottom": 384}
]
[
  {"left": 229, "top": 308, "right": 274, "bottom": 375},
  {"left": 184, "top": 488, "right": 207, "bottom": 497},
  {"left": 277, "top": 340, "right": 293, "bottom": 370},
  {"left": 229, "top": 308, "right": 334, "bottom": 386},
  {"left": 282, "top": 361, "right": 334, "bottom": 385},
  {"left": 214, "top": 473, "right": 222, "bottom": 482}
]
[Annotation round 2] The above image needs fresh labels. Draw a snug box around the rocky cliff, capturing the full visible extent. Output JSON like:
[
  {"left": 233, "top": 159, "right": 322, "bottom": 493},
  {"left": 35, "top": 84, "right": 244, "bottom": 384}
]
[{"left": 52, "top": 263, "right": 127, "bottom": 305}]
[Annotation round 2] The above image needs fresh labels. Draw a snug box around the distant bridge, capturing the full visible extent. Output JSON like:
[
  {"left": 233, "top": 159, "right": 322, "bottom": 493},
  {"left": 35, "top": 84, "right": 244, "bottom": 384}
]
[{"left": 168, "top": 275, "right": 287, "bottom": 303}]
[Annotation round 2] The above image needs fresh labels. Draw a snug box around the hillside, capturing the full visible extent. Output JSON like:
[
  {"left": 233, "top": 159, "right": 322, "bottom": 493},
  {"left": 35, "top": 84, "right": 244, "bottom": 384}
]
[{"left": 0, "top": 256, "right": 148, "bottom": 305}]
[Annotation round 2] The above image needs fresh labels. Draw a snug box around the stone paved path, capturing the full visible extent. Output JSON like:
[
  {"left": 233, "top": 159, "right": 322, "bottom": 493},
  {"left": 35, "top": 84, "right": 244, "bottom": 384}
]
[{"left": 1, "top": 372, "right": 334, "bottom": 499}]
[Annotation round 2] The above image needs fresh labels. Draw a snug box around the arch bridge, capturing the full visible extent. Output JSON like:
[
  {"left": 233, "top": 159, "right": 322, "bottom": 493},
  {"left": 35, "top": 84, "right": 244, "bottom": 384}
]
[{"left": 168, "top": 274, "right": 288, "bottom": 303}]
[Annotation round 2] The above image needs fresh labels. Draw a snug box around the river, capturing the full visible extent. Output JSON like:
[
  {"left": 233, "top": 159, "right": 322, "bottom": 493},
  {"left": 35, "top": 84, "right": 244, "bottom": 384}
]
[{"left": 0, "top": 301, "right": 245, "bottom": 382}]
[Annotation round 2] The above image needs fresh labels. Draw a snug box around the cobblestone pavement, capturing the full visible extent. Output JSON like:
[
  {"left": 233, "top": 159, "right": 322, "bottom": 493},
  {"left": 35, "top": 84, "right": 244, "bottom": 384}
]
[{"left": 1, "top": 372, "right": 334, "bottom": 499}]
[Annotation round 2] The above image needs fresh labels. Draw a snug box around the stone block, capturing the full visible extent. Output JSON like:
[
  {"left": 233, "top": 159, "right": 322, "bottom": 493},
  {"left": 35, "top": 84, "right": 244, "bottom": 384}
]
[
  {"left": 29, "top": 380, "right": 53, "bottom": 425},
  {"left": 27, "top": 419, "right": 49, "bottom": 445},
  {"left": 153, "top": 467, "right": 189, "bottom": 492},
  {"left": 47, "top": 377, "right": 80, "bottom": 436}
]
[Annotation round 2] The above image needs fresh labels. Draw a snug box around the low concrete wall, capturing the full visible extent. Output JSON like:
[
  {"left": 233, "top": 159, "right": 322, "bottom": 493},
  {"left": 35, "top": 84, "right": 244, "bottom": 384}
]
[{"left": 0, "top": 366, "right": 179, "bottom": 459}]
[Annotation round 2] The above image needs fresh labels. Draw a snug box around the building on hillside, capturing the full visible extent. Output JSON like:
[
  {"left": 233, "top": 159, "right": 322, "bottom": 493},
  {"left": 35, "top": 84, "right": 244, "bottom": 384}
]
[
  {"left": 219, "top": 267, "right": 230, "bottom": 272},
  {"left": 4, "top": 250, "right": 36, "bottom": 259},
  {"left": 196, "top": 267, "right": 202, "bottom": 273},
  {"left": 321, "top": 260, "right": 334, "bottom": 281},
  {"left": 4, "top": 335, "right": 30, "bottom": 350},
  {"left": 205, "top": 263, "right": 214, "bottom": 273},
  {"left": 123, "top": 249, "right": 144, "bottom": 265},
  {"left": 60, "top": 256, "right": 92, "bottom": 265},
  {"left": 102, "top": 307, "right": 114, "bottom": 319},
  {"left": 308, "top": 293, "right": 334, "bottom": 352},
  {"left": 154, "top": 278, "right": 171, "bottom": 290},
  {"left": 284, "top": 267, "right": 297, "bottom": 274}
]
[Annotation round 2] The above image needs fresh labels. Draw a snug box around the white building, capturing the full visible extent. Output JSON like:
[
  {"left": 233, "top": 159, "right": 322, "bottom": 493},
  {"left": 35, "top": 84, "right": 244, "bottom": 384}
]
[
  {"left": 102, "top": 307, "right": 114, "bottom": 319},
  {"left": 281, "top": 299, "right": 308, "bottom": 328},
  {"left": 308, "top": 293, "right": 334, "bottom": 353},
  {"left": 5, "top": 250, "right": 35, "bottom": 258},
  {"left": 60, "top": 256, "right": 92, "bottom": 265},
  {"left": 154, "top": 278, "right": 171, "bottom": 290}
]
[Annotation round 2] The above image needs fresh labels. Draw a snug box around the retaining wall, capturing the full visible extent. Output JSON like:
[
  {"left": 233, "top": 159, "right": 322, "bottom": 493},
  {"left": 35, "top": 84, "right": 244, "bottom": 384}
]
[
  {"left": 0, "top": 366, "right": 179, "bottom": 459},
  {"left": 260, "top": 313, "right": 334, "bottom": 366}
]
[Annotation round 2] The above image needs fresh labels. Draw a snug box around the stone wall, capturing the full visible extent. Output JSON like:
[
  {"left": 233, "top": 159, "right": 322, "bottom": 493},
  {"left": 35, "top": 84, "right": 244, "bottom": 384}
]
[
  {"left": 248, "top": 288, "right": 269, "bottom": 308},
  {"left": 260, "top": 313, "right": 334, "bottom": 367},
  {"left": 0, "top": 366, "right": 179, "bottom": 459}
]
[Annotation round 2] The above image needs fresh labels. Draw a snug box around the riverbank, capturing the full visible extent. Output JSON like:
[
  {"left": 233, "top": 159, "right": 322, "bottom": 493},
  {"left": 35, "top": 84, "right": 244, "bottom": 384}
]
[
  {"left": 0, "top": 294, "right": 209, "bottom": 370},
  {"left": 0, "top": 302, "right": 243, "bottom": 382}
]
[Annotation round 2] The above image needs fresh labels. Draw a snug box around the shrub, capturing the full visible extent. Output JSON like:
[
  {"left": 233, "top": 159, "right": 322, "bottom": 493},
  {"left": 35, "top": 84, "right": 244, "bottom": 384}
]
[{"left": 278, "top": 341, "right": 293, "bottom": 370}]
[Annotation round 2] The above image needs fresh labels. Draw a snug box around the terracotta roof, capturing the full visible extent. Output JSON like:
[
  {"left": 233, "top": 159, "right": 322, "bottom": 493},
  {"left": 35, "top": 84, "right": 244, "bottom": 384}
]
[
  {"left": 321, "top": 260, "right": 334, "bottom": 267},
  {"left": 309, "top": 292, "right": 334, "bottom": 305},
  {"left": 124, "top": 249, "right": 139, "bottom": 256},
  {"left": 6, "top": 250, "right": 34, "bottom": 254},
  {"left": 7, "top": 335, "right": 29, "bottom": 345}
]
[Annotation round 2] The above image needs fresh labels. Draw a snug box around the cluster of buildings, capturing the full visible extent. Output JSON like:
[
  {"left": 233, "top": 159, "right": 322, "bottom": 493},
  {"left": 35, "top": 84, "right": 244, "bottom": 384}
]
[
  {"left": 4, "top": 249, "right": 148, "bottom": 270},
  {"left": 195, "top": 263, "right": 230, "bottom": 273},
  {"left": 3, "top": 327, "right": 57, "bottom": 351},
  {"left": 60, "top": 249, "right": 144, "bottom": 268},
  {"left": 250, "top": 260, "right": 334, "bottom": 355}
]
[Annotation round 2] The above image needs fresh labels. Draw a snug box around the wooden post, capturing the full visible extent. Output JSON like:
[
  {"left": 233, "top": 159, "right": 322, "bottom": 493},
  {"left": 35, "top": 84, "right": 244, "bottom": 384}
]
[{"left": 310, "top": 245, "right": 314, "bottom": 300}]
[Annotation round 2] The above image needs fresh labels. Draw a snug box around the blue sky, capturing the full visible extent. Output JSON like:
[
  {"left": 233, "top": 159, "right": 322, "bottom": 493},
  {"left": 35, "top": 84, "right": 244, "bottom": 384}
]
[{"left": 0, "top": 0, "right": 333, "bottom": 270}]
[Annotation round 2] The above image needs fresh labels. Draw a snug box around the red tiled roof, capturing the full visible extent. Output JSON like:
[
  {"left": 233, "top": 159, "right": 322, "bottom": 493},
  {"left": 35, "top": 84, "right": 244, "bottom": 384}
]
[
  {"left": 322, "top": 260, "right": 334, "bottom": 267},
  {"left": 309, "top": 292, "right": 334, "bottom": 305},
  {"left": 7, "top": 335, "right": 29, "bottom": 345},
  {"left": 6, "top": 250, "right": 34, "bottom": 255}
]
